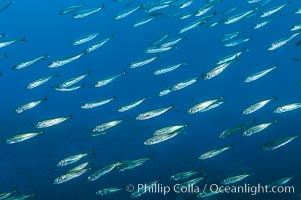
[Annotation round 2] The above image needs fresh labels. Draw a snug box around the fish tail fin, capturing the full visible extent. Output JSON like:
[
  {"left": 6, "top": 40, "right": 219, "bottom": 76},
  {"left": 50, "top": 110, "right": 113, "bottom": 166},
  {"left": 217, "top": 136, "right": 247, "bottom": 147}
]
[
  {"left": 43, "top": 53, "right": 50, "bottom": 59},
  {"left": 90, "top": 148, "right": 95, "bottom": 155},
  {"left": 123, "top": 69, "right": 128, "bottom": 74},
  {"left": 69, "top": 114, "right": 74, "bottom": 119},
  {"left": 21, "top": 37, "right": 27, "bottom": 42},
  {"left": 12, "top": 187, "right": 17, "bottom": 193},
  {"left": 230, "top": 144, "right": 234, "bottom": 149},
  {"left": 110, "top": 34, "right": 116, "bottom": 39},
  {"left": 40, "top": 131, "right": 46, "bottom": 135},
  {"left": 124, "top": 116, "right": 130, "bottom": 121},
  {"left": 212, "top": 10, "right": 217, "bottom": 15},
  {"left": 54, "top": 72, "right": 60, "bottom": 77},
  {"left": 252, "top": 118, "right": 257, "bottom": 124},
  {"left": 3, "top": 53, "right": 8, "bottom": 58},
  {"left": 1, "top": 32, "right": 6, "bottom": 37},
  {"left": 43, "top": 96, "right": 49, "bottom": 101},
  {"left": 183, "top": 36, "right": 189, "bottom": 40},
  {"left": 112, "top": 96, "right": 117, "bottom": 101},
  {"left": 274, "top": 119, "right": 279, "bottom": 124},
  {"left": 101, "top": 3, "right": 105, "bottom": 9},
  {"left": 272, "top": 95, "right": 278, "bottom": 100}
]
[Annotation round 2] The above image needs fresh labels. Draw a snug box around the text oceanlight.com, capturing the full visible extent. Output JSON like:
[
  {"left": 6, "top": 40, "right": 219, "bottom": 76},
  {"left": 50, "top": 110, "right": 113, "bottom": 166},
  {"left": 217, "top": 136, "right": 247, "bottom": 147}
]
[{"left": 126, "top": 183, "right": 295, "bottom": 196}]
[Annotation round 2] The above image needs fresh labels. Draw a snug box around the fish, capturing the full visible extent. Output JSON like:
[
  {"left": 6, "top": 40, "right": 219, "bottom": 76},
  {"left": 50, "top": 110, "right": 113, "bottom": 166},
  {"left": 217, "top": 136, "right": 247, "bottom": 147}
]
[
  {"left": 54, "top": 84, "right": 84, "bottom": 92},
  {"left": 14, "top": 97, "right": 48, "bottom": 114},
  {"left": 177, "top": 177, "right": 205, "bottom": 188},
  {"left": 260, "top": 135, "right": 299, "bottom": 151},
  {"left": 96, "top": 188, "right": 123, "bottom": 196},
  {"left": 216, "top": 50, "right": 244, "bottom": 65},
  {"left": 67, "top": 161, "right": 91, "bottom": 173},
  {"left": 152, "top": 62, "right": 187, "bottom": 75},
  {"left": 171, "top": 76, "right": 199, "bottom": 91},
  {"left": 296, "top": 7, "right": 301, "bottom": 14},
  {"left": 133, "top": 16, "right": 156, "bottom": 27},
  {"left": 295, "top": 40, "right": 301, "bottom": 47},
  {"left": 267, "top": 176, "right": 294, "bottom": 188},
  {"left": 87, "top": 162, "right": 120, "bottom": 182},
  {"left": 57, "top": 73, "right": 89, "bottom": 88},
  {"left": 267, "top": 32, "right": 301, "bottom": 51},
  {"left": 203, "top": 61, "right": 233, "bottom": 80},
  {"left": 273, "top": 103, "right": 301, "bottom": 113},
  {"left": 26, "top": 74, "right": 58, "bottom": 90},
  {"left": 0, "top": 37, "right": 26, "bottom": 49},
  {"left": 72, "top": 4, "right": 105, "bottom": 19},
  {"left": 260, "top": 1, "right": 290, "bottom": 18},
  {"left": 153, "top": 124, "right": 187, "bottom": 135},
  {"left": 144, "top": 129, "right": 183, "bottom": 145},
  {"left": 59, "top": 4, "right": 85, "bottom": 15},
  {"left": 178, "top": 14, "right": 215, "bottom": 34},
  {"left": 224, "top": 9, "right": 256, "bottom": 24},
  {"left": 91, "top": 119, "right": 125, "bottom": 134},
  {"left": 218, "top": 123, "right": 252, "bottom": 138},
  {"left": 5, "top": 194, "right": 35, "bottom": 200},
  {"left": 158, "top": 88, "right": 172, "bottom": 97},
  {"left": 220, "top": 31, "right": 243, "bottom": 43},
  {"left": 118, "top": 97, "right": 147, "bottom": 112},
  {"left": 72, "top": 33, "right": 100, "bottom": 46},
  {"left": 195, "top": 1, "right": 219, "bottom": 16},
  {"left": 5, "top": 131, "right": 45, "bottom": 144},
  {"left": 136, "top": 105, "right": 174, "bottom": 120},
  {"left": 114, "top": 6, "right": 140, "bottom": 19},
  {"left": 221, "top": 174, "right": 251, "bottom": 185},
  {"left": 117, "top": 158, "right": 150, "bottom": 171},
  {"left": 224, "top": 37, "right": 252, "bottom": 47},
  {"left": 170, "top": 169, "right": 204, "bottom": 181},
  {"left": 159, "top": 36, "right": 188, "bottom": 48},
  {"left": 176, "top": 0, "right": 194, "bottom": 9},
  {"left": 34, "top": 115, "right": 72, "bottom": 129},
  {"left": 131, "top": 180, "right": 158, "bottom": 198},
  {"left": 81, "top": 97, "right": 115, "bottom": 109},
  {"left": 0, "top": 0, "right": 14, "bottom": 13},
  {"left": 0, "top": 189, "right": 17, "bottom": 200},
  {"left": 197, "top": 188, "right": 223, "bottom": 198},
  {"left": 57, "top": 150, "right": 93, "bottom": 166},
  {"left": 254, "top": 16, "right": 276, "bottom": 29},
  {"left": 95, "top": 71, "right": 126, "bottom": 87},
  {"left": 130, "top": 55, "right": 159, "bottom": 68},
  {"left": 242, "top": 120, "right": 277, "bottom": 136},
  {"left": 291, "top": 23, "right": 301, "bottom": 31},
  {"left": 241, "top": 96, "right": 276, "bottom": 115},
  {"left": 186, "top": 97, "right": 224, "bottom": 114},
  {"left": 222, "top": 5, "right": 242, "bottom": 15},
  {"left": 12, "top": 54, "right": 49, "bottom": 70},
  {"left": 54, "top": 168, "right": 91, "bottom": 184},
  {"left": 145, "top": 45, "right": 174, "bottom": 54},
  {"left": 48, "top": 52, "right": 84, "bottom": 68},
  {"left": 149, "top": 33, "right": 169, "bottom": 46},
  {"left": 84, "top": 35, "right": 114, "bottom": 53},
  {"left": 0, "top": 53, "right": 8, "bottom": 61},
  {"left": 244, "top": 66, "right": 277, "bottom": 83},
  {"left": 199, "top": 145, "right": 233, "bottom": 160}
]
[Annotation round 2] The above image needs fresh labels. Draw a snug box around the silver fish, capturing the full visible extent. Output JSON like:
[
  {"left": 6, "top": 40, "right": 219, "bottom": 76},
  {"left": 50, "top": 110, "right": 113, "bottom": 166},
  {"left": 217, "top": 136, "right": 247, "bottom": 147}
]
[
  {"left": 171, "top": 76, "right": 198, "bottom": 91},
  {"left": 144, "top": 129, "right": 183, "bottom": 145},
  {"left": 0, "top": 37, "right": 26, "bottom": 49},
  {"left": 260, "top": 2, "right": 290, "bottom": 18},
  {"left": 242, "top": 120, "right": 277, "bottom": 136},
  {"left": 72, "top": 4, "right": 104, "bottom": 19},
  {"left": 170, "top": 170, "right": 204, "bottom": 181},
  {"left": 203, "top": 61, "right": 232, "bottom": 80},
  {"left": 267, "top": 176, "right": 294, "bottom": 188},
  {"left": 115, "top": 6, "right": 140, "bottom": 19},
  {"left": 136, "top": 105, "right": 173, "bottom": 120},
  {"left": 91, "top": 119, "right": 125, "bottom": 134},
  {"left": 12, "top": 54, "right": 49, "bottom": 70},
  {"left": 273, "top": 103, "right": 301, "bottom": 113},
  {"left": 186, "top": 97, "right": 224, "bottom": 114},
  {"left": 221, "top": 174, "right": 251, "bottom": 185},
  {"left": 54, "top": 84, "right": 84, "bottom": 92},
  {"left": 26, "top": 74, "right": 58, "bottom": 90},
  {"left": 48, "top": 52, "right": 84, "bottom": 68},
  {"left": 87, "top": 162, "right": 120, "bottom": 182},
  {"left": 72, "top": 33, "right": 100, "bottom": 46},
  {"left": 130, "top": 55, "right": 159, "bottom": 68},
  {"left": 199, "top": 145, "right": 233, "bottom": 159},
  {"left": 84, "top": 35, "right": 114, "bottom": 53},
  {"left": 244, "top": 66, "right": 277, "bottom": 82},
  {"left": 95, "top": 71, "right": 126, "bottom": 87},
  {"left": 153, "top": 125, "right": 187, "bottom": 135},
  {"left": 5, "top": 131, "right": 44, "bottom": 144},
  {"left": 224, "top": 9, "right": 255, "bottom": 24},
  {"left": 54, "top": 168, "right": 91, "bottom": 184},
  {"left": 81, "top": 97, "right": 115, "bottom": 109},
  {"left": 96, "top": 188, "right": 123, "bottom": 196},
  {"left": 58, "top": 73, "right": 89, "bottom": 88},
  {"left": 152, "top": 62, "right": 187, "bottom": 75},
  {"left": 34, "top": 115, "right": 72, "bottom": 129},
  {"left": 15, "top": 97, "right": 47, "bottom": 114},
  {"left": 241, "top": 96, "right": 276, "bottom": 115},
  {"left": 118, "top": 97, "right": 147, "bottom": 112},
  {"left": 57, "top": 150, "right": 93, "bottom": 166},
  {"left": 219, "top": 123, "right": 252, "bottom": 138},
  {"left": 117, "top": 158, "right": 150, "bottom": 171},
  {"left": 59, "top": 4, "right": 85, "bottom": 15},
  {"left": 268, "top": 32, "right": 301, "bottom": 51},
  {"left": 0, "top": 189, "right": 17, "bottom": 200},
  {"left": 260, "top": 135, "right": 299, "bottom": 151}
]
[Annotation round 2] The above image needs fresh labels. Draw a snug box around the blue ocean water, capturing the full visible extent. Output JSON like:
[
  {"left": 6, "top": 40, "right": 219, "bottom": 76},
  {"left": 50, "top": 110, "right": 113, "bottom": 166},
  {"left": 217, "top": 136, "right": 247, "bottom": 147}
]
[{"left": 0, "top": 0, "right": 300, "bottom": 199}]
